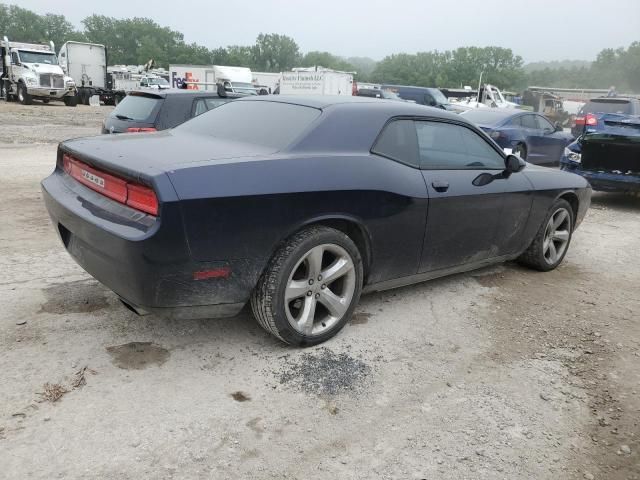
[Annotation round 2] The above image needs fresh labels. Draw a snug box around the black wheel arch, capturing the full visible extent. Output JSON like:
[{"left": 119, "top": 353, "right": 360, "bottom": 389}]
[{"left": 555, "top": 190, "right": 579, "bottom": 231}]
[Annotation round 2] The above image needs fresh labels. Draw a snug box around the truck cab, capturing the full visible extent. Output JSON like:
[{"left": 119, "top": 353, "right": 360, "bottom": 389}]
[{"left": 1, "top": 36, "right": 77, "bottom": 105}]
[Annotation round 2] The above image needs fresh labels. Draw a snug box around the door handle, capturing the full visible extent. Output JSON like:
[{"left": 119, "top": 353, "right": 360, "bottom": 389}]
[{"left": 432, "top": 180, "right": 449, "bottom": 192}]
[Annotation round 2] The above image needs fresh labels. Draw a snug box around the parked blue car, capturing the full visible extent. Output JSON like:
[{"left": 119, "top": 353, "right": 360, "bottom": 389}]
[
  {"left": 561, "top": 108, "right": 640, "bottom": 193},
  {"left": 461, "top": 109, "right": 574, "bottom": 165}
]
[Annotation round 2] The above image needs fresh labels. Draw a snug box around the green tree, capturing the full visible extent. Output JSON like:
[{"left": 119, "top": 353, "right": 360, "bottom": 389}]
[
  {"left": 252, "top": 33, "right": 300, "bottom": 71},
  {"left": 300, "top": 51, "right": 356, "bottom": 72}
]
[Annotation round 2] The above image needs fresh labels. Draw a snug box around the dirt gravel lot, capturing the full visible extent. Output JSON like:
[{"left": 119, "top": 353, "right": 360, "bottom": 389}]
[{"left": 0, "top": 101, "right": 639, "bottom": 479}]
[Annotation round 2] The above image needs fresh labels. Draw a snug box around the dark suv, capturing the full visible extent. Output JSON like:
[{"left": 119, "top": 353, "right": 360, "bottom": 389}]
[
  {"left": 571, "top": 97, "right": 640, "bottom": 138},
  {"left": 102, "top": 90, "right": 246, "bottom": 134}
]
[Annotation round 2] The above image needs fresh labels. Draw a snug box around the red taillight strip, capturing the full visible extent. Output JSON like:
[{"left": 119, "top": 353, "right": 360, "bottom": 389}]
[
  {"left": 127, "top": 127, "right": 158, "bottom": 133},
  {"left": 62, "top": 153, "right": 158, "bottom": 216}
]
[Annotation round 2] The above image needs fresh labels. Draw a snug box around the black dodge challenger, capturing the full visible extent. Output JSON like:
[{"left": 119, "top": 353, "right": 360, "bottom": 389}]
[{"left": 42, "top": 96, "right": 591, "bottom": 345}]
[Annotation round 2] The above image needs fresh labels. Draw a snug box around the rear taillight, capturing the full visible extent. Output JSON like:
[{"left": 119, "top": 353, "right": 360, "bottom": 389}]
[
  {"left": 62, "top": 153, "right": 158, "bottom": 216},
  {"left": 126, "top": 127, "right": 157, "bottom": 133},
  {"left": 585, "top": 114, "right": 597, "bottom": 126},
  {"left": 574, "top": 116, "right": 585, "bottom": 126}
]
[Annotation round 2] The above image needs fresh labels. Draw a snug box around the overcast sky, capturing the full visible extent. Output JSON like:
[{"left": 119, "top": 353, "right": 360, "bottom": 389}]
[{"left": 14, "top": 0, "right": 640, "bottom": 62}]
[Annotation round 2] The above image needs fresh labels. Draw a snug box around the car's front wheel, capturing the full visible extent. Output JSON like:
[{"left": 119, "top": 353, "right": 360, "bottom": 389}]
[
  {"left": 518, "top": 199, "right": 573, "bottom": 271},
  {"left": 251, "top": 226, "right": 363, "bottom": 346}
]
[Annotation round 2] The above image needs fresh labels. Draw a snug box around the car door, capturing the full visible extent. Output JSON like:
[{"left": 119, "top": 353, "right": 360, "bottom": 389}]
[
  {"left": 519, "top": 114, "right": 546, "bottom": 162},
  {"left": 416, "top": 120, "right": 509, "bottom": 273},
  {"left": 535, "top": 114, "right": 567, "bottom": 163}
]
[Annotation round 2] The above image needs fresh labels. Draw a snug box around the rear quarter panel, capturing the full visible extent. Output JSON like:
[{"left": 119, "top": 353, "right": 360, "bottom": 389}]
[{"left": 168, "top": 154, "right": 429, "bottom": 287}]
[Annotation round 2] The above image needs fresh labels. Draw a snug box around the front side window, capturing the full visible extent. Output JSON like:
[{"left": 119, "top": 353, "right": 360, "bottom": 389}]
[
  {"left": 415, "top": 121, "right": 505, "bottom": 170},
  {"left": 536, "top": 115, "right": 555, "bottom": 131},
  {"left": 18, "top": 50, "right": 57, "bottom": 64},
  {"left": 371, "top": 119, "right": 419, "bottom": 167}
]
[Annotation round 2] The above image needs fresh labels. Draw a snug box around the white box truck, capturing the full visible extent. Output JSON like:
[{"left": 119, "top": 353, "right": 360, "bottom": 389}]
[
  {"left": 252, "top": 71, "right": 281, "bottom": 94},
  {"left": 1, "top": 36, "right": 77, "bottom": 106},
  {"left": 279, "top": 68, "right": 354, "bottom": 96},
  {"left": 170, "top": 64, "right": 256, "bottom": 94}
]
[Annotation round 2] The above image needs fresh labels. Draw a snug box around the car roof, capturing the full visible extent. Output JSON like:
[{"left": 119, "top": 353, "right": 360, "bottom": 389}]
[
  {"left": 381, "top": 85, "right": 441, "bottom": 93},
  {"left": 128, "top": 89, "right": 245, "bottom": 99},
  {"left": 235, "top": 94, "right": 461, "bottom": 120}
]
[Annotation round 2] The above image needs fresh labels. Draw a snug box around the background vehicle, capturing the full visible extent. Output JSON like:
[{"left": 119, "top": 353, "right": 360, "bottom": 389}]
[
  {"left": 1, "top": 36, "right": 76, "bottom": 105},
  {"left": 522, "top": 89, "right": 571, "bottom": 126},
  {"left": 170, "top": 64, "right": 256, "bottom": 94},
  {"left": 42, "top": 96, "right": 590, "bottom": 346},
  {"left": 59, "top": 42, "right": 171, "bottom": 105},
  {"left": 456, "top": 84, "right": 520, "bottom": 109},
  {"left": 279, "top": 67, "right": 353, "bottom": 96},
  {"left": 462, "top": 109, "right": 573, "bottom": 165},
  {"left": 381, "top": 85, "right": 451, "bottom": 109},
  {"left": 102, "top": 89, "right": 245, "bottom": 133},
  {"left": 356, "top": 88, "right": 403, "bottom": 100},
  {"left": 252, "top": 71, "right": 281, "bottom": 94},
  {"left": 570, "top": 96, "right": 640, "bottom": 138},
  {"left": 562, "top": 105, "right": 640, "bottom": 192}
]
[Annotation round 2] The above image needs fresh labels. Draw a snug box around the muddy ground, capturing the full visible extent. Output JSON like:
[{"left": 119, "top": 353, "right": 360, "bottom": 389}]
[{"left": 0, "top": 101, "right": 638, "bottom": 479}]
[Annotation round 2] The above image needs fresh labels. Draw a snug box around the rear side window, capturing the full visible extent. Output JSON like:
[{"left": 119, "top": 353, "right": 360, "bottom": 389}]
[
  {"left": 371, "top": 120, "right": 419, "bottom": 167},
  {"left": 520, "top": 115, "right": 538, "bottom": 129},
  {"left": 111, "top": 95, "right": 161, "bottom": 122},
  {"left": 194, "top": 97, "right": 231, "bottom": 117},
  {"left": 585, "top": 100, "right": 632, "bottom": 114},
  {"left": 178, "top": 100, "right": 321, "bottom": 150},
  {"left": 415, "top": 121, "right": 505, "bottom": 170}
]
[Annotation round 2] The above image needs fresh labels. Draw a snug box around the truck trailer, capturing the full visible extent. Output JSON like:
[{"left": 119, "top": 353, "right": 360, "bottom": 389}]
[
  {"left": 1, "top": 36, "right": 77, "bottom": 105},
  {"left": 170, "top": 64, "right": 256, "bottom": 94},
  {"left": 278, "top": 67, "right": 354, "bottom": 96}
]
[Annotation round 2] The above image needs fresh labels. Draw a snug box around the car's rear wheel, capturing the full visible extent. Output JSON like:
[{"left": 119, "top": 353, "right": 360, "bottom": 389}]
[
  {"left": 514, "top": 143, "right": 527, "bottom": 160},
  {"left": 518, "top": 199, "right": 573, "bottom": 271},
  {"left": 251, "top": 226, "right": 363, "bottom": 346}
]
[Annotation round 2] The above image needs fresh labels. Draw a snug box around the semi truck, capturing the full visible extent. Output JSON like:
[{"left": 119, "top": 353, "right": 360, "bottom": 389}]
[
  {"left": 278, "top": 67, "right": 354, "bottom": 96},
  {"left": 58, "top": 42, "right": 169, "bottom": 105},
  {"left": 1, "top": 36, "right": 77, "bottom": 105},
  {"left": 170, "top": 64, "right": 256, "bottom": 94}
]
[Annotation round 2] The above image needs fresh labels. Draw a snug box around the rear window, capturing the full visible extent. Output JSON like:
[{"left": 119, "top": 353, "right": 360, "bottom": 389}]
[
  {"left": 583, "top": 99, "right": 632, "bottom": 115},
  {"left": 178, "top": 100, "right": 321, "bottom": 150},
  {"left": 111, "top": 95, "right": 162, "bottom": 122}
]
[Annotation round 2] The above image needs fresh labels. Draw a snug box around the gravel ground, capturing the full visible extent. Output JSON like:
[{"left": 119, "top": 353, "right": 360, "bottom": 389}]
[{"left": 0, "top": 100, "right": 639, "bottom": 479}]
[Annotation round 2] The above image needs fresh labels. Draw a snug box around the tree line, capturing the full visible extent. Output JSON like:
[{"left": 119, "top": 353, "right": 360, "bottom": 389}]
[{"left": 1, "top": 3, "right": 638, "bottom": 92}]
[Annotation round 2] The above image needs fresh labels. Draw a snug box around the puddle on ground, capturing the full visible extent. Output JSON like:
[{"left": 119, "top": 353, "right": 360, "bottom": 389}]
[
  {"left": 231, "top": 391, "right": 251, "bottom": 402},
  {"left": 351, "top": 312, "right": 372, "bottom": 325},
  {"left": 106, "top": 342, "right": 170, "bottom": 370},
  {"left": 40, "top": 280, "right": 109, "bottom": 314}
]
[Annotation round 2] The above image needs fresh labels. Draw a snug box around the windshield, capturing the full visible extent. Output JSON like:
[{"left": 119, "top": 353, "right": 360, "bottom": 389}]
[
  {"left": 381, "top": 90, "right": 401, "bottom": 100},
  {"left": 178, "top": 100, "right": 321, "bottom": 150},
  {"left": 18, "top": 50, "right": 57, "bottom": 64},
  {"left": 148, "top": 78, "right": 169, "bottom": 86},
  {"left": 429, "top": 88, "right": 449, "bottom": 105}
]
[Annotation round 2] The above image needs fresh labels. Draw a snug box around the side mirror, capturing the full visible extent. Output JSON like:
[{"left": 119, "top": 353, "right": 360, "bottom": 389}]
[{"left": 505, "top": 154, "right": 526, "bottom": 173}]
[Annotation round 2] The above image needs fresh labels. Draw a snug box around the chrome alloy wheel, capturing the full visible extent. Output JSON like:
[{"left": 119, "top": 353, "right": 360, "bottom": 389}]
[
  {"left": 284, "top": 243, "right": 356, "bottom": 336},
  {"left": 543, "top": 207, "right": 571, "bottom": 265}
]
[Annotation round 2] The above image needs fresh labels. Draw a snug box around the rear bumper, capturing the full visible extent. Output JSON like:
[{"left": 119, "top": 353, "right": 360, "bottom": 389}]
[
  {"left": 560, "top": 161, "right": 640, "bottom": 192},
  {"left": 41, "top": 169, "right": 250, "bottom": 319}
]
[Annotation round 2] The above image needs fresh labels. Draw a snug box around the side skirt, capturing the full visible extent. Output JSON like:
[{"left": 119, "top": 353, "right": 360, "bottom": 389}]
[{"left": 362, "top": 254, "right": 520, "bottom": 294}]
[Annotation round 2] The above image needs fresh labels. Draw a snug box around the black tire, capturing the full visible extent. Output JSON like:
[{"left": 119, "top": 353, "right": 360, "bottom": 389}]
[
  {"left": 514, "top": 143, "right": 527, "bottom": 160},
  {"left": 42, "top": 98, "right": 50, "bottom": 104},
  {"left": 64, "top": 95, "right": 78, "bottom": 107},
  {"left": 18, "top": 83, "right": 32, "bottom": 105},
  {"left": 251, "top": 226, "right": 364, "bottom": 346},
  {"left": 518, "top": 199, "right": 573, "bottom": 272},
  {"left": 82, "top": 91, "right": 90, "bottom": 105}
]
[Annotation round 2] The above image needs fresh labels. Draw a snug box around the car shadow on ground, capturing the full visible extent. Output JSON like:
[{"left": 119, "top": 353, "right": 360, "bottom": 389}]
[{"left": 590, "top": 191, "right": 640, "bottom": 211}]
